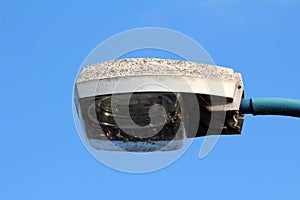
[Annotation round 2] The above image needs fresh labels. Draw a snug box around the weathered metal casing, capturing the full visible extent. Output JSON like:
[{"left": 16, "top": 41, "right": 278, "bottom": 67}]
[{"left": 74, "top": 58, "right": 245, "bottom": 151}]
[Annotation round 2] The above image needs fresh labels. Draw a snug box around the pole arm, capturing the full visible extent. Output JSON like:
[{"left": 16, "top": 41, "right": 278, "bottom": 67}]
[{"left": 240, "top": 98, "right": 300, "bottom": 118}]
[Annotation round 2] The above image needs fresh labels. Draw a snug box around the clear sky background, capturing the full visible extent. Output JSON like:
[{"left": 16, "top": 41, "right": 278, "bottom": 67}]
[{"left": 1, "top": 0, "right": 300, "bottom": 199}]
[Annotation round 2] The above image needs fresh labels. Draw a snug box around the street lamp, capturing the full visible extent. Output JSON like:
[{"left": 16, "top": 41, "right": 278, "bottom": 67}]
[{"left": 74, "top": 58, "right": 300, "bottom": 152}]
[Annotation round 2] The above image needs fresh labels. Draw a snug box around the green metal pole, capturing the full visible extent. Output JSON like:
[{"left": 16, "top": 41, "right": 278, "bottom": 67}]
[{"left": 240, "top": 98, "right": 300, "bottom": 118}]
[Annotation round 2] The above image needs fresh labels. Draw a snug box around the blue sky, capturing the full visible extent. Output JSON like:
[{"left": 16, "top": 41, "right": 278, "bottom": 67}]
[{"left": 1, "top": 0, "right": 300, "bottom": 199}]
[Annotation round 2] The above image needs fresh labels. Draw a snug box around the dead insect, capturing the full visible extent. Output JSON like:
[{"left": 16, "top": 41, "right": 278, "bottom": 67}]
[
  {"left": 116, "top": 131, "right": 123, "bottom": 139},
  {"left": 170, "top": 117, "right": 175, "bottom": 123},
  {"left": 106, "top": 130, "right": 112, "bottom": 137},
  {"left": 176, "top": 112, "right": 182, "bottom": 120}
]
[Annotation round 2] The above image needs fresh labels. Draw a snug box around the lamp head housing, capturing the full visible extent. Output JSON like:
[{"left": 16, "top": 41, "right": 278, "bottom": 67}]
[{"left": 74, "top": 58, "right": 244, "bottom": 152}]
